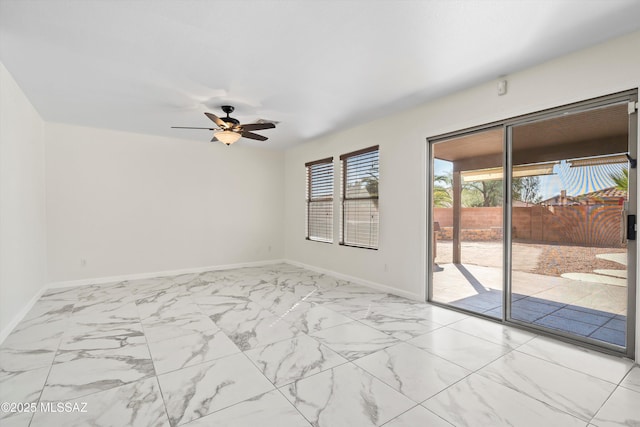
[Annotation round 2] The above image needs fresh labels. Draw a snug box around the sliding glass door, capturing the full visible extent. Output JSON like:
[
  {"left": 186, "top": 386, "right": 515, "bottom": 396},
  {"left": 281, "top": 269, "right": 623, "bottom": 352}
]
[
  {"left": 428, "top": 91, "right": 637, "bottom": 356},
  {"left": 430, "top": 127, "right": 504, "bottom": 318},
  {"left": 508, "top": 101, "right": 636, "bottom": 352}
]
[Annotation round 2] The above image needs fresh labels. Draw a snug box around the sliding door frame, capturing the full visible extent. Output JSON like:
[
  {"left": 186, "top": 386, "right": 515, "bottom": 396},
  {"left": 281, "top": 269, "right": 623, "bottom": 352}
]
[
  {"left": 426, "top": 123, "right": 506, "bottom": 319},
  {"left": 427, "top": 89, "right": 638, "bottom": 359}
]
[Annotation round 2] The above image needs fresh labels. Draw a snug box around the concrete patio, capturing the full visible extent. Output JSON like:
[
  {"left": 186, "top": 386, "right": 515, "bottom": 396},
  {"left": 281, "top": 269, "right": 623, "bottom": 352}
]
[{"left": 433, "top": 242, "right": 628, "bottom": 347}]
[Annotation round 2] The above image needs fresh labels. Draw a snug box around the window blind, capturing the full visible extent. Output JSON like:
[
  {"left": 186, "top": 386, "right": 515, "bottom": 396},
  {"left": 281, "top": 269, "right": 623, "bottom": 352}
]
[
  {"left": 305, "top": 157, "right": 334, "bottom": 243},
  {"left": 340, "top": 146, "right": 379, "bottom": 249}
]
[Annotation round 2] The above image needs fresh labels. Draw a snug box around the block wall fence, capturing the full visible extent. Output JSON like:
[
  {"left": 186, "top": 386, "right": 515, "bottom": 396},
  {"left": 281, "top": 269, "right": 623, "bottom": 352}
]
[{"left": 433, "top": 206, "right": 625, "bottom": 248}]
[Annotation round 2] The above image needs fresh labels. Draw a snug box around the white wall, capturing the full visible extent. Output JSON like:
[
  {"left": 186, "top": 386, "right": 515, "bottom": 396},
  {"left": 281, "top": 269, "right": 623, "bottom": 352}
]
[
  {"left": 46, "top": 123, "right": 284, "bottom": 282},
  {"left": 284, "top": 31, "right": 640, "bottom": 355},
  {"left": 0, "top": 63, "right": 47, "bottom": 334}
]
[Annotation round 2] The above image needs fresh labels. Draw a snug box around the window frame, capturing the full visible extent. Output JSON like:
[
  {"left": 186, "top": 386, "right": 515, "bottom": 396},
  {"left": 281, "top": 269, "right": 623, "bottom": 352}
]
[
  {"left": 340, "top": 145, "right": 379, "bottom": 249},
  {"left": 305, "top": 157, "right": 334, "bottom": 243}
]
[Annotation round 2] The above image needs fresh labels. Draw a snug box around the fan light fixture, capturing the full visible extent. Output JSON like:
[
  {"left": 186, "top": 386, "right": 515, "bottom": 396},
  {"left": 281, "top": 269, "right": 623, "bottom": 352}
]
[{"left": 215, "top": 130, "right": 241, "bottom": 145}]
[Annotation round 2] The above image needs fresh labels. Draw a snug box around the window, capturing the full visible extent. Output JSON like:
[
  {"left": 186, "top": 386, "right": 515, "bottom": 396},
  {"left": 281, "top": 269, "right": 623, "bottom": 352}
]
[
  {"left": 305, "top": 157, "right": 334, "bottom": 242},
  {"left": 340, "top": 145, "right": 379, "bottom": 249}
]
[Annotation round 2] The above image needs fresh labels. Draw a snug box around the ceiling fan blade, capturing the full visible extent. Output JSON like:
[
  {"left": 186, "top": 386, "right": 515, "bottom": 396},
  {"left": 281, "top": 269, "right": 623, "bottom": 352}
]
[
  {"left": 240, "top": 123, "right": 276, "bottom": 131},
  {"left": 204, "top": 112, "right": 229, "bottom": 129},
  {"left": 241, "top": 131, "right": 268, "bottom": 141},
  {"left": 171, "top": 126, "right": 216, "bottom": 130}
]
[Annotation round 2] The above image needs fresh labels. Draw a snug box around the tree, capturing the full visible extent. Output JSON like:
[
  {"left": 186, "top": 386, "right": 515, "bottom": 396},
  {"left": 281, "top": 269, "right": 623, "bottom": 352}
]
[
  {"left": 433, "top": 174, "right": 452, "bottom": 207},
  {"left": 433, "top": 170, "right": 542, "bottom": 208},
  {"left": 433, "top": 172, "right": 503, "bottom": 207},
  {"left": 463, "top": 176, "right": 542, "bottom": 207},
  {"left": 610, "top": 168, "right": 628, "bottom": 192},
  {"left": 513, "top": 176, "right": 542, "bottom": 204},
  {"left": 433, "top": 172, "right": 485, "bottom": 207},
  {"left": 362, "top": 172, "right": 378, "bottom": 208},
  {"left": 465, "top": 180, "right": 503, "bottom": 207}
]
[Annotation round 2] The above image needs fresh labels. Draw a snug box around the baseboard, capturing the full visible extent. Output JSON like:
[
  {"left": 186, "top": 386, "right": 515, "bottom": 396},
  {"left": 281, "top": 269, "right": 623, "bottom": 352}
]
[
  {"left": 47, "top": 258, "right": 287, "bottom": 289},
  {"left": 0, "top": 286, "right": 47, "bottom": 344},
  {"left": 0, "top": 259, "right": 286, "bottom": 345},
  {"left": 284, "top": 259, "right": 424, "bottom": 302}
]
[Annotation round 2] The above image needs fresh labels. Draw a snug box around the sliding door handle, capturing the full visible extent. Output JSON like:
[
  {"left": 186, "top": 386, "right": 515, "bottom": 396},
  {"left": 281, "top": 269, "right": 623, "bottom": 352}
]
[{"left": 629, "top": 214, "right": 637, "bottom": 241}]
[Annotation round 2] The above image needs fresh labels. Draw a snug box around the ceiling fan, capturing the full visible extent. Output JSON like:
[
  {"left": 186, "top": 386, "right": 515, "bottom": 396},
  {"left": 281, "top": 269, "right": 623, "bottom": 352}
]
[{"left": 171, "top": 105, "right": 276, "bottom": 145}]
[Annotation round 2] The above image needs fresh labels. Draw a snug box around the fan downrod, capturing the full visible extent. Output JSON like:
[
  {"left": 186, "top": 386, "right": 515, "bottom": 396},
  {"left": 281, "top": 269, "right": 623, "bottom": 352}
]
[{"left": 220, "top": 105, "right": 240, "bottom": 125}]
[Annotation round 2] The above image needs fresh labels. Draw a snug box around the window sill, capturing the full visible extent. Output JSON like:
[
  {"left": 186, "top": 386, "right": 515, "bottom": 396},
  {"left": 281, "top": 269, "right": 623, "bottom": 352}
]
[
  {"left": 306, "top": 237, "right": 333, "bottom": 244},
  {"left": 339, "top": 242, "right": 378, "bottom": 250}
]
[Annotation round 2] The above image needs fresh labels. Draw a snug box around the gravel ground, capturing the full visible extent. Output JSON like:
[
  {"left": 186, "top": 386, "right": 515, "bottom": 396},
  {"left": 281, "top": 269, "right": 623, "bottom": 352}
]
[
  {"left": 436, "top": 240, "right": 627, "bottom": 277},
  {"left": 530, "top": 243, "right": 626, "bottom": 277}
]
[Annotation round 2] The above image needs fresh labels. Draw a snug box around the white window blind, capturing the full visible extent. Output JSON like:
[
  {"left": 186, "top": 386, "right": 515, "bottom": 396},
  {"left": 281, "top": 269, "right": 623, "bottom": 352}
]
[
  {"left": 305, "top": 157, "right": 334, "bottom": 243},
  {"left": 340, "top": 146, "right": 379, "bottom": 249}
]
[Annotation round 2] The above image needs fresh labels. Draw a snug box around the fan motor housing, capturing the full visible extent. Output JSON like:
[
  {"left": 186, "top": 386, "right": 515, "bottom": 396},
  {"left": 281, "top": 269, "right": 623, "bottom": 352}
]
[{"left": 222, "top": 117, "right": 240, "bottom": 126}]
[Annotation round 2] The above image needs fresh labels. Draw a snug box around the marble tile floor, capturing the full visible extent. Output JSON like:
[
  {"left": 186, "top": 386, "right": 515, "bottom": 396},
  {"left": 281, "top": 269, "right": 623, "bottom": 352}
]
[{"left": 0, "top": 263, "right": 638, "bottom": 427}]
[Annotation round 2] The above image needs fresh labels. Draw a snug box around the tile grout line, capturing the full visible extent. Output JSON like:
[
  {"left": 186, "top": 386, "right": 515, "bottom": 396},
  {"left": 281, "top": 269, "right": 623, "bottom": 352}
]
[
  {"left": 586, "top": 364, "right": 639, "bottom": 425},
  {"left": 512, "top": 345, "right": 634, "bottom": 386},
  {"left": 27, "top": 300, "right": 74, "bottom": 426},
  {"left": 471, "top": 340, "right": 631, "bottom": 424},
  {"left": 131, "top": 291, "right": 174, "bottom": 427}
]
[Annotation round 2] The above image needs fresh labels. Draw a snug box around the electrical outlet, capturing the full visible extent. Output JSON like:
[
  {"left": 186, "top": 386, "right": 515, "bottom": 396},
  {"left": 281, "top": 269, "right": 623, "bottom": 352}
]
[{"left": 80, "top": 258, "right": 87, "bottom": 267}]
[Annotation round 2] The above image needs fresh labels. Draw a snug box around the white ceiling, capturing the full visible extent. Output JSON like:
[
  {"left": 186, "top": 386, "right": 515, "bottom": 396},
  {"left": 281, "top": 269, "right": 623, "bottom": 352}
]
[{"left": 1, "top": 0, "right": 639, "bottom": 149}]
